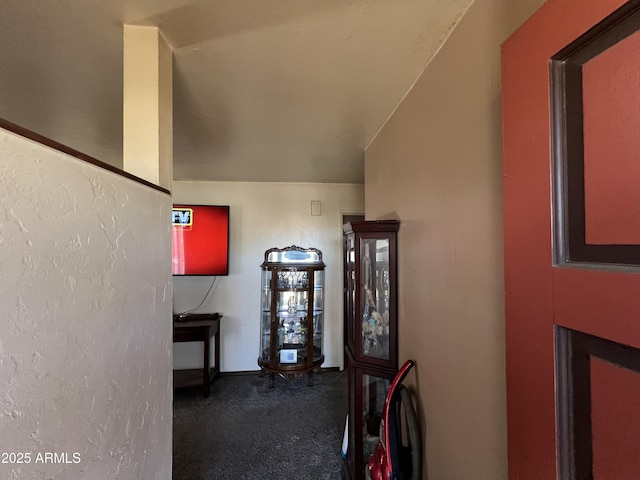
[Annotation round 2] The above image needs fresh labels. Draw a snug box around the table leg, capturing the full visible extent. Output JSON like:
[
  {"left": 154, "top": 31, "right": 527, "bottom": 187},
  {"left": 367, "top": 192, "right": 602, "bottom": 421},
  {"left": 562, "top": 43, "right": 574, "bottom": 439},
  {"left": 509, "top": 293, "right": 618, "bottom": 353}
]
[
  {"left": 203, "top": 327, "right": 211, "bottom": 397},
  {"left": 214, "top": 329, "right": 220, "bottom": 381}
]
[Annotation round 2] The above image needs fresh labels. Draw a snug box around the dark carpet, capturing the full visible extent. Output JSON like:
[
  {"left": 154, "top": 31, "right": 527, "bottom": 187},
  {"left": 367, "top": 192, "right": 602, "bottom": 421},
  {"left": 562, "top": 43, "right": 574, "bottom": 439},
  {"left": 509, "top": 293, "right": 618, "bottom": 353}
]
[{"left": 173, "top": 370, "right": 348, "bottom": 480}]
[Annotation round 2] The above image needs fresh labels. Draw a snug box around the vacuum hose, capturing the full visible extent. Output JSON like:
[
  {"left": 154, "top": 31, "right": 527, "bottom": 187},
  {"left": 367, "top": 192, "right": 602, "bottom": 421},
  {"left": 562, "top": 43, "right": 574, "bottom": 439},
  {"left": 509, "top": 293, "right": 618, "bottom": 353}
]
[{"left": 398, "top": 385, "right": 421, "bottom": 480}]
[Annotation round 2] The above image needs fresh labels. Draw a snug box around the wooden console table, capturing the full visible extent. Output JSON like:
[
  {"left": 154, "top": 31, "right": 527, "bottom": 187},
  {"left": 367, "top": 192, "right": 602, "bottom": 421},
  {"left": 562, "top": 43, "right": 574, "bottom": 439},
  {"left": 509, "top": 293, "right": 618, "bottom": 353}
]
[{"left": 173, "top": 313, "right": 222, "bottom": 397}]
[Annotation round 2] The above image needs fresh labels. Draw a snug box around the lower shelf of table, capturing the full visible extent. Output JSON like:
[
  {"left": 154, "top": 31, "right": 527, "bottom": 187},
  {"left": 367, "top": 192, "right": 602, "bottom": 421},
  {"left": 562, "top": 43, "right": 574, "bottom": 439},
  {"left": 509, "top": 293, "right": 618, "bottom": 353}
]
[{"left": 173, "top": 368, "right": 219, "bottom": 390}]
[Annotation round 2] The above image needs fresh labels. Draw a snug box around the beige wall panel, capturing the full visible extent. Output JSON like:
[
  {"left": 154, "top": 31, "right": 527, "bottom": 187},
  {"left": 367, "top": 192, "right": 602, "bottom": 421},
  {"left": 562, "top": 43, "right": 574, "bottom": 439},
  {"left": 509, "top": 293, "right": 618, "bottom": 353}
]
[
  {"left": 0, "top": 127, "right": 173, "bottom": 479},
  {"left": 364, "top": 0, "right": 546, "bottom": 478}
]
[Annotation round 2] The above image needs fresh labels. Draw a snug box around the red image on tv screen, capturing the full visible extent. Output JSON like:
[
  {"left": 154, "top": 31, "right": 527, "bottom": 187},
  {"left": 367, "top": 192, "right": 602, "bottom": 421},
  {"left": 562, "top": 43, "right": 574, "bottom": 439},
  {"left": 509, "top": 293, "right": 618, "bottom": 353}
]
[{"left": 172, "top": 205, "right": 230, "bottom": 275}]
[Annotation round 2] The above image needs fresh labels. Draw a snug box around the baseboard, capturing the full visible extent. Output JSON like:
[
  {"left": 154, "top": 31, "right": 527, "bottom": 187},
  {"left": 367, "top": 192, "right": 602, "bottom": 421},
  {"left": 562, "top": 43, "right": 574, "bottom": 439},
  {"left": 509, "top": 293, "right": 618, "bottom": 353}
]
[{"left": 219, "top": 366, "right": 342, "bottom": 377}]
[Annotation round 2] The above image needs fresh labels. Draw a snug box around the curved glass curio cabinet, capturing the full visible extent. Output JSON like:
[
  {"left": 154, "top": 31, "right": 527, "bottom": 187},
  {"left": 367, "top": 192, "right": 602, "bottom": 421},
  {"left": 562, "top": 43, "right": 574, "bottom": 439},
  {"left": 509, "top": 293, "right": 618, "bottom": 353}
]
[{"left": 258, "top": 245, "right": 325, "bottom": 387}]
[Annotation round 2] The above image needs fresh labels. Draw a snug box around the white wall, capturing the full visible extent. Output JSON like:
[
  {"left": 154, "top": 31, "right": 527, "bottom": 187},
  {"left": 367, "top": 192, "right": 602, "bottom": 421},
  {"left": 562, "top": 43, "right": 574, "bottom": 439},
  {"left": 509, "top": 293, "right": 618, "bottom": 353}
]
[
  {"left": 364, "top": 0, "right": 545, "bottom": 478},
  {"left": 172, "top": 181, "right": 364, "bottom": 372},
  {"left": 0, "top": 128, "right": 173, "bottom": 479}
]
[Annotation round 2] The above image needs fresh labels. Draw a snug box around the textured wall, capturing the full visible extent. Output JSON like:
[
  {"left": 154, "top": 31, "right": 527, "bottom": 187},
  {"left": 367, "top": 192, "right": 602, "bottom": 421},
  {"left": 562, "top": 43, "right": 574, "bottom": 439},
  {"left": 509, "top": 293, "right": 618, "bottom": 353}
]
[
  {"left": 0, "top": 128, "right": 173, "bottom": 479},
  {"left": 363, "top": 0, "right": 546, "bottom": 478},
  {"left": 172, "top": 180, "right": 364, "bottom": 372}
]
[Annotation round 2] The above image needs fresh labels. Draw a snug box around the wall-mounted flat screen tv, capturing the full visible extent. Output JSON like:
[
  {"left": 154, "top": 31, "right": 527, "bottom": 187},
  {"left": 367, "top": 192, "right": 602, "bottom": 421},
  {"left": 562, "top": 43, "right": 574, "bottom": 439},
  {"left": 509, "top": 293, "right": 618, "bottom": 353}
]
[{"left": 172, "top": 205, "right": 230, "bottom": 276}]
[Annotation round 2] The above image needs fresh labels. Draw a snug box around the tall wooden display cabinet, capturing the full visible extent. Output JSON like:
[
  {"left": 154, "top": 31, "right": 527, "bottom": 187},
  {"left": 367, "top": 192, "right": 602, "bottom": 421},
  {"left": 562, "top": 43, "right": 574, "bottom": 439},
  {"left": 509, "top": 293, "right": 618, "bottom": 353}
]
[{"left": 342, "top": 220, "right": 400, "bottom": 480}]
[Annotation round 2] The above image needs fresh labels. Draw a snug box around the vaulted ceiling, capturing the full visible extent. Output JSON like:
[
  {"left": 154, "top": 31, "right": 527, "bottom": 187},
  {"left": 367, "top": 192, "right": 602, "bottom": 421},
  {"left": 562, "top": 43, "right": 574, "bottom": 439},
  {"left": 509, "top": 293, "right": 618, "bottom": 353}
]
[{"left": 0, "top": 0, "right": 472, "bottom": 183}]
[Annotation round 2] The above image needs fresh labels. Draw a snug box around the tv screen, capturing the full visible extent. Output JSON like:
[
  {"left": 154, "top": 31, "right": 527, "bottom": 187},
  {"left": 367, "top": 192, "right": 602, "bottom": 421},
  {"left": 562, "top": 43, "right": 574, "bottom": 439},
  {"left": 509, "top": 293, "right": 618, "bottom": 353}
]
[{"left": 172, "top": 205, "right": 230, "bottom": 276}]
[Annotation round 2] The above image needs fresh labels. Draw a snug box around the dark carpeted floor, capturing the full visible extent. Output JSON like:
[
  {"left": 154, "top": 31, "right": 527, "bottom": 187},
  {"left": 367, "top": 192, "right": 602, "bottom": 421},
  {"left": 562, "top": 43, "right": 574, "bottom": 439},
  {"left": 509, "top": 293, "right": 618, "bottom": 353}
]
[{"left": 173, "top": 369, "right": 348, "bottom": 480}]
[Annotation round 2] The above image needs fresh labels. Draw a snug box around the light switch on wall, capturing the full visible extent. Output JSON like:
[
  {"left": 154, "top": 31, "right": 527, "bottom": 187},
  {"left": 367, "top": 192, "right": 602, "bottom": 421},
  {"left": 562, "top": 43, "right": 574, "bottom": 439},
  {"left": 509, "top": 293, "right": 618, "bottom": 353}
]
[{"left": 311, "top": 200, "right": 321, "bottom": 216}]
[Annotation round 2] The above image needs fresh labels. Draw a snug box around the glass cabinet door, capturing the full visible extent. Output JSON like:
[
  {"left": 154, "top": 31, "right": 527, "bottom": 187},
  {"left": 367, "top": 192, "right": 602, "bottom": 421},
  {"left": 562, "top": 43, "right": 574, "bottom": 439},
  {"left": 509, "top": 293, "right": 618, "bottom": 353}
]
[
  {"left": 312, "top": 269, "right": 324, "bottom": 362},
  {"left": 260, "top": 269, "right": 272, "bottom": 362},
  {"left": 345, "top": 353, "right": 396, "bottom": 480},
  {"left": 360, "top": 238, "right": 391, "bottom": 361},
  {"left": 345, "top": 233, "right": 357, "bottom": 356},
  {"left": 361, "top": 372, "right": 389, "bottom": 462},
  {"left": 343, "top": 220, "right": 398, "bottom": 369}
]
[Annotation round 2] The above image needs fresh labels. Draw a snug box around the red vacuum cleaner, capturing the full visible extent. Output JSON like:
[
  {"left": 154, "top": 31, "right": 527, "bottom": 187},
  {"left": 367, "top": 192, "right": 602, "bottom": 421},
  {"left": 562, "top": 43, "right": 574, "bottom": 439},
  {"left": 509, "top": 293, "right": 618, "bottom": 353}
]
[{"left": 366, "top": 359, "right": 421, "bottom": 480}]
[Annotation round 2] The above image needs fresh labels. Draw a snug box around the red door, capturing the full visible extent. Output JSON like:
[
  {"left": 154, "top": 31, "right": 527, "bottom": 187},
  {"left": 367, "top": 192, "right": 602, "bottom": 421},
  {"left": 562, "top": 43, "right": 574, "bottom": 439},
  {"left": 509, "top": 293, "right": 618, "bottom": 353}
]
[{"left": 503, "top": 1, "right": 640, "bottom": 478}]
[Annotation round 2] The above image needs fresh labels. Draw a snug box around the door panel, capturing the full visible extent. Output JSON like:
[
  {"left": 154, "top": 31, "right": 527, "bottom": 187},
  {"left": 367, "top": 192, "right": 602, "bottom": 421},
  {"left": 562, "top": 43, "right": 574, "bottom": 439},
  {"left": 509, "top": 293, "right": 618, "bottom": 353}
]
[
  {"left": 591, "top": 358, "right": 640, "bottom": 479},
  {"left": 550, "top": 3, "right": 640, "bottom": 266},
  {"left": 583, "top": 29, "right": 640, "bottom": 244},
  {"left": 502, "top": 0, "right": 639, "bottom": 478},
  {"left": 555, "top": 329, "right": 640, "bottom": 479}
]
